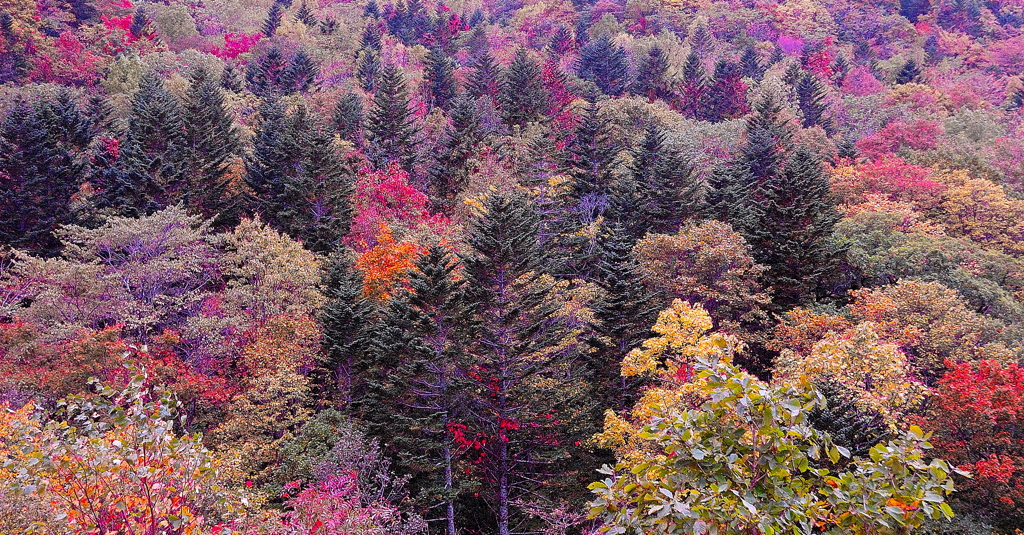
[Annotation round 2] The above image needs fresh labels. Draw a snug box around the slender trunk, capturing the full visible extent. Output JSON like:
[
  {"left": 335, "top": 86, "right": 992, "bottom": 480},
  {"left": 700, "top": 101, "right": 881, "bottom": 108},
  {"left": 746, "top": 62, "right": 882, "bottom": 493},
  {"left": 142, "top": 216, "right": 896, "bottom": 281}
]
[
  {"left": 498, "top": 437, "right": 510, "bottom": 535},
  {"left": 445, "top": 441, "right": 456, "bottom": 535}
]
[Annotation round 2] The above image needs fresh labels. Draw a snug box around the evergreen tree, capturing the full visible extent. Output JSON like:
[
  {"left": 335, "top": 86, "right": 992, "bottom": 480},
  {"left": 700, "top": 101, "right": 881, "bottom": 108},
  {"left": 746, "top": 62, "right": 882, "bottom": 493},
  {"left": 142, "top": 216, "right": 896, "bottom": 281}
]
[
  {"left": 702, "top": 59, "right": 748, "bottom": 122},
  {"left": 220, "top": 62, "right": 243, "bottom": 92},
  {"left": 498, "top": 48, "right": 549, "bottom": 127},
  {"left": 360, "top": 21, "right": 383, "bottom": 51},
  {"left": 365, "top": 246, "right": 478, "bottom": 535},
  {"left": 424, "top": 47, "right": 457, "bottom": 110},
  {"left": 807, "top": 380, "right": 890, "bottom": 459},
  {"left": 577, "top": 35, "right": 629, "bottom": 96},
  {"left": 899, "top": 0, "right": 931, "bottom": 22},
  {"left": 356, "top": 49, "right": 382, "bottom": 92},
  {"left": 467, "top": 51, "right": 501, "bottom": 99},
  {"left": 462, "top": 192, "right": 593, "bottom": 535},
  {"left": 628, "top": 124, "right": 701, "bottom": 235},
  {"left": 680, "top": 51, "right": 706, "bottom": 119},
  {"left": 319, "top": 15, "right": 338, "bottom": 34},
  {"left": 283, "top": 49, "right": 319, "bottom": 93},
  {"left": 129, "top": 6, "right": 156, "bottom": 40},
  {"left": 565, "top": 96, "right": 618, "bottom": 225},
  {"left": 740, "top": 46, "right": 764, "bottom": 81},
  {"left": 0, "top": 95, "right": 93, "bottom": 255},
  {"left": 895, "top": 59, "right": 922, "bottom": 84},
  {"left": 0, "top": 12, "right": 29, "bottom": 83},
  {"left": 317, "top": 252, "right": 376, "bottom": 407},
  {"left": 631, "top": 45, "right": 671, "bottom": 101},
  {"left": 549, "top": 25, "right": 574, "bottom": 54},
  {"left": 689, "top": 24, "right": 714, "bottom": 56},
  {"left": 263, "top": 1, "right": 285, "bottom": 37},
  {"left": 332, "top": 91, "right": 364, "bottom": 146},
  {"left": 295, "top": 2, "right": 316, "bottom": 25},
  {"left": 364, "top": 0, "right": 380, "bottom": 17},
  {"left": 246, "top": 47, "right": 290, "bottom": 97},
  {"left": 181, "top": 66, "right": 242, "bottom": 222},
  {"left": 795, "top": 71, "right": 834, "bottom": 134},
  {"left": 743, "top": 148, "right": 844, "bottom": 308},
  {"left": 427, "top": 94, "right": 481, "bottom": 211},
  {"left": 365, "top": 64, "right": 420, "bottom": 171}
]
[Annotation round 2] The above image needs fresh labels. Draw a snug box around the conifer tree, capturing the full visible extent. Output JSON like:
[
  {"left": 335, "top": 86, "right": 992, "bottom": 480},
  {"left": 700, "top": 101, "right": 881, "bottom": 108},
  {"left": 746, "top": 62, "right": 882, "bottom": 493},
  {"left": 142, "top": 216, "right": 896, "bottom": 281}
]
[
  {"left": 295, "top": 2, "right": 316, "bottom": 25},
  {"left": 283, "top": 49, "right": 319, "bottom": 93},
  {"left": 360, "top": 21, "right": 383, "bottom": 50},
  {"left": 365, "top": 246, "right": 478, "bottom": 535},
  {"left": 427, "top": 94, "right": 480, "bottom": 211},
  {"left": 246, "top": 47, "right": 290, "bottom": 97},
  {"left": 181, "top": 66, "right": 242, "bottom": 222},
  {"left": 549, "top": 25, "right": 574, "bottom": 54},
  {"left": 565, "top": 96, "right": 618, "bottom": 224},
  {"left": 689, "top": 24, "right": 714, "bottom": 56},
  {"left": 129, "top": 6, "right": 156, "bottom": 40},
  {"left": 356, "top": 49, "right": 381, "bottom": 92},
  {"left": 424, "top": 47, "right": 457, "bottom": 110},
  {"left": 743, "top": 148, "right": 844, "bottom": 307},
  {"left": 578, "top": 35, "right": 629, "bottom": 96},
  {"left": 220, "top": 62, "right": 243, "bottom": 92},
  {"left": 628, "top": 124, "right": 701, "bottom": 235},
  {"left": 317, "top": 252, "right": 375, "bottom": 406},
  {"left": 263, "top": 1, "right": 285, "bottom": 37},
  {"left": 631, "top": 46, "right": 671, "bottom": 101},
  {"left": 332, "top": 91, "right": 364, "bottom": 146},
  {"left": 795, "top": 71, "right": 834, "bottom": 134},
  {"left": 462, "top": 192, "right": 592, "bottom": 535},
  {"left": 895, "top": 59, "right": 922, "bottom": 84},
  {"left": 740, "top": 46, "right": 764, "bottom": 81},
  {"left": 467, "top": 51, "right": 501, "bottom": 99},
  {"left": 0, "top": 13, "right": 29, "bottom": 83},
  {"left": 365, "top": 63, "right": 420, "bottom": 171},
  {"left": 364, "top": 0, "right": 380, "bottom": 17},
  {"left": 702, "top": 59, "right": 748, "bottom": 122},
  {"left": 0, "top": 95, "right": 93, "bottom": 255},
  {"left": 498, "top": 48, "right": 549, "bottom": 127},
  {"left": 680, "top": 51, "right": 706, "bottom": 119}
]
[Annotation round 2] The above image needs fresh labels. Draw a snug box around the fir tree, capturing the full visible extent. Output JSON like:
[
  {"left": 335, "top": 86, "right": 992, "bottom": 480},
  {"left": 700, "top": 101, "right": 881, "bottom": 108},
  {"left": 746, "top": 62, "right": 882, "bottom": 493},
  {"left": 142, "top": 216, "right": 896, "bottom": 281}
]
[
  {"left": 740, "top": 46, "right": 764, "bottom": 81},
  {"left": 319, "top": 15, "right": 338, "bottom": 34},
  {"left": 702, "top": 59, "right": 748, "bottom": 122},
  {"left": 498, "top": 48, "right": 549, "bottom": 127},
  {"left": 467, "top": 51, "right": 501, "bottom": 99},
  {"left": 896, "top": 59, "right": 922, "bottom": 84},
  {"left": 365, "top": 246, "right": 478, "bottom": 535},
  {"left": 332, "top": 91, "right": 364, "bottom": 146},
  {"left": 424, "top": 47, "right": 457, "bottom": 110},
  {"left": 181, "top": 66, "right": 242, "bottom": 222},
  {"left": 356, "top": 48, "right": 382, "bottom": 93},
  {"left": 689, "top": 24, "right": 714, "bottom": 57},
  {"left": 263, "top": 1, "right": 285, "bottom": 37},
  {"left": 129, "top": 6, "right": 156, "bottom": 40},
  {"left": 795, "top": 71, "right": 834, "bottom": 134},
  {"left": 577, "top": 35, "right": 629, "bottom": 96},
  {"left": 283, "top": 50, "right": 319, "bottom": 93},
  {"left": 628, "top": 124, "right": 701, "bottom": 235},
  {"left": 244, "top": 99, "right": 302, "bottom": 222},
  {"left": 427, "top": 94, "right": 481, "bottom": 211},
  {"left": 899, "top": 0, "right": 931, "bottom": 22},
  {"left": 317, "top": 252, "right": 376, "bottom": 406},
  {"left": 565, "top": 96, "right": 618, "bottom": 224},
  {"left": 631, "top": 45, "right": 671, "bottom": 101},
  {"left": 364, "top": 0, "right": 380, "bottom": 17},
  {"left": 680, "top": 51, "right": 706, "bottom": 119},
  {"left": 808, "top": 380, "right": 891, "bottom": 459},
  {"left": 246, "top": 47, "right": 290, "bottom": 97},
  {"left": 0, "top": 95, "right": 93, "bottom": 255},
  {"left": 549, "top": 25, "right": 574, "bottom": 54},
  {"left": 0, "top": 12, "right": 29, "bottom": 83},
  {"left": 360, "top": 21, "right": 383, "bottom": 51},
  {"left": 365, "top": 64, "right": 420, "bottom": 170},
  {"left": 295, "top": 2, "right": 316, "bottom": 25},
  {"left": 220, "top": 62, "right": 243, "bottom": 92}
]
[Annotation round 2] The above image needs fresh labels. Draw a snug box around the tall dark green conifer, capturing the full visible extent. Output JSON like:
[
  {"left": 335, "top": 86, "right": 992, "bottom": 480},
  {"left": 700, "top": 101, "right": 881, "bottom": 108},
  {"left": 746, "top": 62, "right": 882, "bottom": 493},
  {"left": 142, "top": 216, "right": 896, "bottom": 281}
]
[
  {"left": 0, "top": 13, "right": 29, "bottom": 83},
  {"left": 424, "top": 47, "right": 457, "bottom": 110},
  {"left": 740, "top": 46, "right": 764, "bottom": 81},
  {"left": 577, "top": 35, "right": 629, "bottom": 96},
  {"left": 365, "top": 64, "right": 420, "bottom": 170},
  {"left": 129, "top": 6, "right": 156, "bottom": 40},
  {"left": 317, "top": 252, "right": 375, "bottom": 406},
  {"left": 246, "top": 47, "right": 290, "bottom": 97},
  {"left": 427, "top": 94, "right": 480, "bottom": 211},
  {"left": 467, "top": 51, "right": 501, "bottom": 99},
  {"left": 628, "top": 124, "right": 701, "bottom": 235},
  {"left": 283, "top": 49, "right": 319, "bottom": 93},
  {"left": 181, "top": 66, "right": 242, "bottom": 222},
  {"left": 498, "top": 49, "right": 549, "bottom": 127},
  {"left": 356, "top": 49, "right": 382, "bottom": 92},
  {"left": 631, "top": 45, "right": 671, "bottom": 101},
  {"left": 795, "top": 71, "right": 834, "bottom": 134},
  {"left": 332, "top": 91, "right": 364, "bottom": 146},
  {"left": 680, "top": 51, "right": 706, "bottom": 119},
  {"left": 702, "top": 59, "right": 748, "bottom": 122},
  {"left": 263, "top": 1, "right": 285, "bottom": 37},
  {"left": 896, "top": 59, "right": 922, "bottom": 84}
]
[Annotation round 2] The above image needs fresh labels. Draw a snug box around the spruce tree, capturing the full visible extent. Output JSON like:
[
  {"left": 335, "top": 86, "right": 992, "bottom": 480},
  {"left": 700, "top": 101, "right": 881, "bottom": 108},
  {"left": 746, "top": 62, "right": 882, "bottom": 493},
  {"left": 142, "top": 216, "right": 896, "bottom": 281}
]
[
  {"left": 549, "top": 25, "right": 574, "bottom": 54},
  {"left": 498, "top": 48, "right": 549, "bottom": 127},
  {"left": 795, "top": 71, "right": 834, "bottom": 134},
  {"left": 317, "top": 252, "right": 376, "bottom": 406},
  {"left": 263, "top": 1, "right": 285, "bottom": 37},
  {"left": 743, "top": 148, "right": 844, "bottom": 308},
  {"left": 565, "top": 96, "right": 618, "bottom": 223},
  {"left": 360, "top": 21, "right": 383, "bottom": 51},
  {"left": 702, "top": 59, "right": 748, "bottom": 122},
  {"left": 246, "top": 47, "right": 290, "bottom": 97},
  {"left": 220, "top": 62, "right": 243, "bottom": 92},
  {"left": 628, "top": 124, "right": 701, "bottom": 235},
  {"left": 0, "top": 13, "right": 29, "bottom": 83},
  {"left": 896, "top": 59, "right": 922, "bottom": 84},
  {"left": 244, "top": 98, "right": 303, "bottom": 222},
  {"left": 365, "top": 246, "right": 478, "bottom": 535},
  {"left": 689, "top": 24, "right": 714, "bottom": 56},
  {"left": 181, "top": 66, "right": 242, "bottom": 222},
  {"left": 283, "top": 49, "right": 319, "bottom": 93},
  {"left": 467, "top": 51, "right": 501, "bottom": 99},
  {"left": 740, "top": 46, "right": 764, "bottom": 81},
  {"left": 427, "top": 94, "right": 480, "bottom": 211},
  {"left": 295, "top": 2, "right": 316, "bottom": 25},
  {"left": 680, "top": 51, "right": 706, "bottom": 119},
  {"left": 424, "top": 47, "right": 457, "bottom": 110},
  {"left": 356, "top": 49, "right": 381, "bottom": 92},
  {"left": 332, "top": 91, "right": 364, "bottom": 146},
  {"left": 631, "top": 45, "right": 671, "bottom": 101},
  {"left": 365, "top": 63, "right": 420, "bottom": 171},
  {"left": 0, "top": 95, "right": 93, "bottom": 255},
  {"left": 129, "top": 6, "right": 156, "bottom": 40},
  {"left": 578, "top": 35, "right": 629, "bottom": 96},
  {"left": 808, "top": 380, "right": 890, "bottom": 459}
]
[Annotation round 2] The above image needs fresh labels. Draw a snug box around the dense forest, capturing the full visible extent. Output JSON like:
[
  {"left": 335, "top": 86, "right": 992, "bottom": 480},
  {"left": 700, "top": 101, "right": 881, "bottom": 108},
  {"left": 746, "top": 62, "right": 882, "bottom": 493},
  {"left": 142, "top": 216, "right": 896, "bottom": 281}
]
[{"left": 3, "top": 0, "right": 1024, "bottom": 532}]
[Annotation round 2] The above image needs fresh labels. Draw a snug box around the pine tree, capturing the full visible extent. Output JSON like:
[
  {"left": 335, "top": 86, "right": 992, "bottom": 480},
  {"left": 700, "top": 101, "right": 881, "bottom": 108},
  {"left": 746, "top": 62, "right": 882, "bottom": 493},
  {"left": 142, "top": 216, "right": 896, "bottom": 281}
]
[
  {"left": 895, "top": 59, "right": 922, "bottom": 84},
  {"left": 743, "top": 148, "right": 844, "bottom": 307},
  {"left": 795, "top": 71, "right": 834, "bottom": 134},
  {"left": 462, "top": 192, "right": 593, "bottom": 535},
  {"left": 689, "top": 24, "right": 714, "bottom": 57},
  {"left": 181, "top": 66, "right": 242, "bottom": 222},
  {"left": 467, "top": 51, "right": 501, "bottom": 99},
  {"left": 356, "top": 49, "right": 382, "bottom": 92},
  {"left": 317, "top": 252, "right": 376, "bottom": 406},
  {"left": 365, "top": 64, "right": 420, "bottom": 171},
  {"left": 263, "top": 1, "right": 285, "bottom": 37},
  {"left": 295, "top": 2, "right": 316, "bottom": 25},
  {"left": 427, "top": 94, "right": 480, "bottom": 211},
  {"left": 129, "top": 6, "right": 156, "bottom": 40},
  {"left": 220, "top": 62, "right": 243, "bottom": 92},
  {"left": 740, "top": 46, "right": 764, "bottom": 81},
  {"left": 631, "top": 45, "right": 671, "bottom": 101},
  {"left": 702, "top": 59, "right": 748, "bottom": 122},
  {"left": 424, "top": 47, "right": 457, "bottom": 110},
  {"left": 578, "top": 35, "right": 629, "bottom": 96},
  {"left": 565, "top": 96, "right": 618, "bottom": 224},
  {"left": 680, "top": 51, "right": 706, "bottom": 119},
  {"left": 628, "top": 124, "right": 701, "bottom": 235},
  {"left": 0, "top": 95, "right": 93, "bottom": 255},
  {"left": 359, "top": 21, "right": 383, "bottom": 51},
  {"left": 244, "top": 98, "right": 303, "bottom": 222},
  {"left": 364, "top": 246, "right": 478, "bottom": 535},
  {"left": 498, "top": 48, "right": 549, "bottom": 127},
  {"left": 246, "top": 47, "right": 290, "bottom": 97},
  {"left": 283, "top": 49, "right": 319, "bottom": 93},
  {"left": 549, "top": 25, "right": 574, "bottom": 54},
  {"left": 332, "top": 91, "right": 364, "bottom": 146}
]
